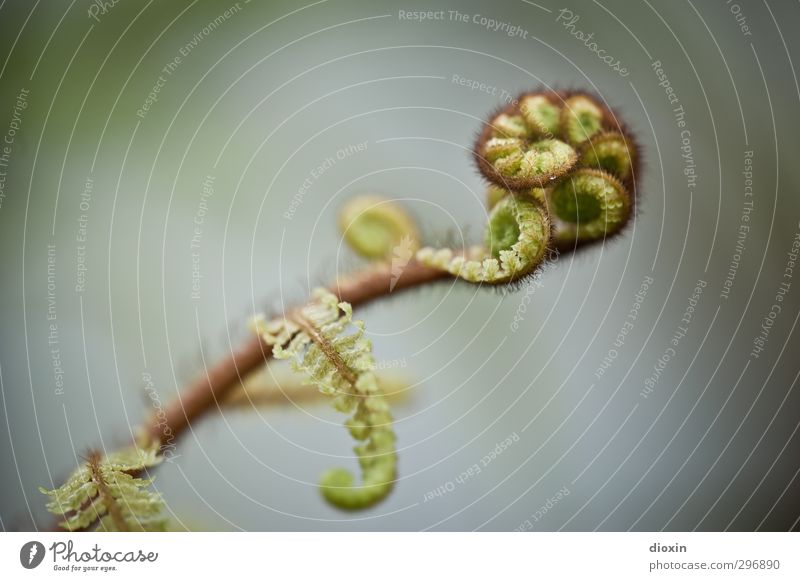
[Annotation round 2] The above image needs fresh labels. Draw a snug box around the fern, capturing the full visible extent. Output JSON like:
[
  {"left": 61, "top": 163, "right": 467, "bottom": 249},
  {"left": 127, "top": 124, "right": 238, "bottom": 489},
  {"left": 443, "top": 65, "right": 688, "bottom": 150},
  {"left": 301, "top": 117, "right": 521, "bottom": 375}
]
[
  {"left": 254, "top": 288, "right": 397, "bottom": 510},
  {"left": 417, "top": 89, "right": 638, "bottom": 284},
  {"left": 475, "top": 90, "right": 636, "bottom": 195},
  {"left": 39, "top": 445, "right": 167, "bottom": 531},
  {"left": 39, "top": 86, "right": 641, "bottom": 526}
]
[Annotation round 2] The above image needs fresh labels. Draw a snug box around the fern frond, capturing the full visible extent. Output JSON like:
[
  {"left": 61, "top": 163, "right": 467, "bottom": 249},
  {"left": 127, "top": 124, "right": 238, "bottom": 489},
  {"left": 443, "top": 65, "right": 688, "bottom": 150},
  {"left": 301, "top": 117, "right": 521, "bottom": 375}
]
[
  {"left": 549, "top": 168, "right": 631, "bottom": 245},
  {"left": 39, "top": 444, "right": 167, "bottom": 531},
  {"left": 254, "top": 288, "right": 397, "bottom": 510},
  {"left": 560, "top": 94, "right": 606, "bottom": 145},
  {"left": 415, "top": 88, "right": 641, "bottom": 277}
]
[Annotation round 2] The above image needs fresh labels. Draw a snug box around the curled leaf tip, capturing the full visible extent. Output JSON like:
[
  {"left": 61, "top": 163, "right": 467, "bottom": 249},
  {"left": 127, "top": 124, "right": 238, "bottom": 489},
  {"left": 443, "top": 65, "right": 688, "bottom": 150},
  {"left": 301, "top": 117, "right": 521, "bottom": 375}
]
[
  {"left": 427, "top": 88, "right": 639, "bottom": 284},
  {"left": 549, "top": 168, "right": 631, "bottom": 246},
  {"left": 519, "top": 93, "right": 561, "bottom": 136},
  {"left": 560, "top": 94, "right": 607, "bottom": 145},
  {"left": 579, "top": 131, "right": 637, "bottom": 183},
  {"left": 255, "top": 289, "right": 397, "bottom": 511},
  {"left": 477, "top": 132, "right": 577, "bottom": 189},
  {"left": 471, "top": 89, "right": 638, "bottom": 254},
  {"left": 490, "top": 113, "right": 531, "bottom": 139}
]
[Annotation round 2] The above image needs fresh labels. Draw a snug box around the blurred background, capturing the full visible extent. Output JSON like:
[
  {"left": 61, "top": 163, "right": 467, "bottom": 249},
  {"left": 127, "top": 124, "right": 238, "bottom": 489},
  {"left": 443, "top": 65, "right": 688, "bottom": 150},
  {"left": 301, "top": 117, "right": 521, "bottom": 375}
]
[{"left": 1, "top": 0, "right": 798, "bottom": 531}]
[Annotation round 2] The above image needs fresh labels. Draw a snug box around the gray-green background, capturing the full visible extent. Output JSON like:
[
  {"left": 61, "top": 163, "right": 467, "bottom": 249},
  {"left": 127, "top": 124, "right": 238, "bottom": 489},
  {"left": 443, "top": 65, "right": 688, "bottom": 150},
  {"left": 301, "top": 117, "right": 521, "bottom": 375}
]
[{"left": 1, "top": 0, "right": 798, "bottom": 531}]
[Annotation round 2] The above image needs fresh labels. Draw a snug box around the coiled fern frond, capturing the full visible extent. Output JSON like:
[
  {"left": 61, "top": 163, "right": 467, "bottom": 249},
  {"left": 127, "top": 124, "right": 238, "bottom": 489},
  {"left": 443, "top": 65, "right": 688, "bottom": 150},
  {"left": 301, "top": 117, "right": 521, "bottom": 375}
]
[
  {"left": 39, "top": 445, "right": 166, "bottom": 531},
  {"left": 549, "top": 168, "right": 630, "bottom": 245},
  {"left": 254, "top": 288, "right": 396, "bottom": 510},
  {"left": 415, "top": 89, "right": 638, "bottom": 284}
]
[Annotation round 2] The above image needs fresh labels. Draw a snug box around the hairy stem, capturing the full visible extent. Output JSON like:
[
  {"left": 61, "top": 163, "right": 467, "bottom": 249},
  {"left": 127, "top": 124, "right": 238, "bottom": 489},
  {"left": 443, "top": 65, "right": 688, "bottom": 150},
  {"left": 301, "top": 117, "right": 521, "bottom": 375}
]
[
  {"left": 143, "top": 260, "right": 448, "bottom": 448},
  {"left": 289, "top": 313, "right": 359, "bottom": 386}
]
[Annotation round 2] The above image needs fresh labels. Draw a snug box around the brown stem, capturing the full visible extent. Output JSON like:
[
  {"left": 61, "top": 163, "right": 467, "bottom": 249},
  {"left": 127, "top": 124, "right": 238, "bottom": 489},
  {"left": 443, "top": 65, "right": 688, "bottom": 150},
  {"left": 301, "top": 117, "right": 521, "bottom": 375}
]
[{"left": 144, "top": 260, "right": 448, "bottom": 447}]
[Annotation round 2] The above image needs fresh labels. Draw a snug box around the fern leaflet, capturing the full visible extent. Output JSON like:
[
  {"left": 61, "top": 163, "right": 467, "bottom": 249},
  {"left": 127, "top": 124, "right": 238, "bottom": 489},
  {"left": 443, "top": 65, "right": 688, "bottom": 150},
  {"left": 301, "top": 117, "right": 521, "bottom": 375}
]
[
  {"left": 254, "top": 288, "right": 397, "bottom": 510},
  {"left": 39, "top": 445, "right": 167, "bottom": 531}
]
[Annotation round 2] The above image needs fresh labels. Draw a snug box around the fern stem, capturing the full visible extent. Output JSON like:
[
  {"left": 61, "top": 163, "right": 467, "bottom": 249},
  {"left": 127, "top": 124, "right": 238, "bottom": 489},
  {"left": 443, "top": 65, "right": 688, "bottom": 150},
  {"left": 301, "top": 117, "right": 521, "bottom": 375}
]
[
  {"left": 142, "top": 260, "right": 447, "bottom": 448},
  {"left": 87, "top": 452, "right": 129, "bottom": 532},
  {"left": 288, "top": 313, "right": 359, "bottom": 386}
]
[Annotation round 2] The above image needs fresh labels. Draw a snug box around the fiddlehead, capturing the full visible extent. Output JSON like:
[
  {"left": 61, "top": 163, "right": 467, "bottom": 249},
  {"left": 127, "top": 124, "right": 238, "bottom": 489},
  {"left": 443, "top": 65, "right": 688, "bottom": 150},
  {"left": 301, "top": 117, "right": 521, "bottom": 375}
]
[
  {"left": 560, "top": 94, "right": 608, "bottom": 145},
  {"left": 417, "top": 89, "right": 638, "bottom": 285},
  {"left": 253, "top": 288, "right": 396, "bottom": 510},
  {"left": 475, "top": 113, "right": 578, "bottom": 189},
  {"left": 470, "top": 90, "right": 638, "bottom": 252},
  {"left": 40, "top": 444, "right": 167, "bottom": 531},
  {"left": 519, "top": 93, "right": 562, "bottom": 136},
  {"left": 578, "top": 131, "right": 637, "bottom": 184},
  {"left": 549, "top": 168, "right": 631, "bottom": 246}
]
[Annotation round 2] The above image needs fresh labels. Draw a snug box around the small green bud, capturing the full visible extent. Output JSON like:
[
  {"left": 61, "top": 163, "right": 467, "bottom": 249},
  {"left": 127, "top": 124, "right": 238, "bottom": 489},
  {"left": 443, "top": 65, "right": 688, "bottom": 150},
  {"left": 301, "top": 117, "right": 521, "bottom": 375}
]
[{"left": 339, "top": 195, "right": 420, "bottom": 259}]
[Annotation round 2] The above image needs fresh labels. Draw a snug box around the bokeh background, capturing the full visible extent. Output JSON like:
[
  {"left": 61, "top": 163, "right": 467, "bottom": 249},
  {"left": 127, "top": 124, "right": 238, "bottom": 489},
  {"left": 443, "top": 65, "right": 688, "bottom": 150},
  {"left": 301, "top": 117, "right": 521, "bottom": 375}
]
[{"left": 1, "top": 0, "right": 799, "bottom": 531}]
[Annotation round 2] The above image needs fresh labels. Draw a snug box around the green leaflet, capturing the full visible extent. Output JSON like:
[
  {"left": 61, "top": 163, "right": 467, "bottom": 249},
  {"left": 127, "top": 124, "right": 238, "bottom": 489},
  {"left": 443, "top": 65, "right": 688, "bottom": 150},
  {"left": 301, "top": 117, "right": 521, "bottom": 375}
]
[
  {"left": 254, "top": 288, "right": 397, "bottom": 510},
  {"left": 39, "top": 445, "right": 166, "bottom": 531}
]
